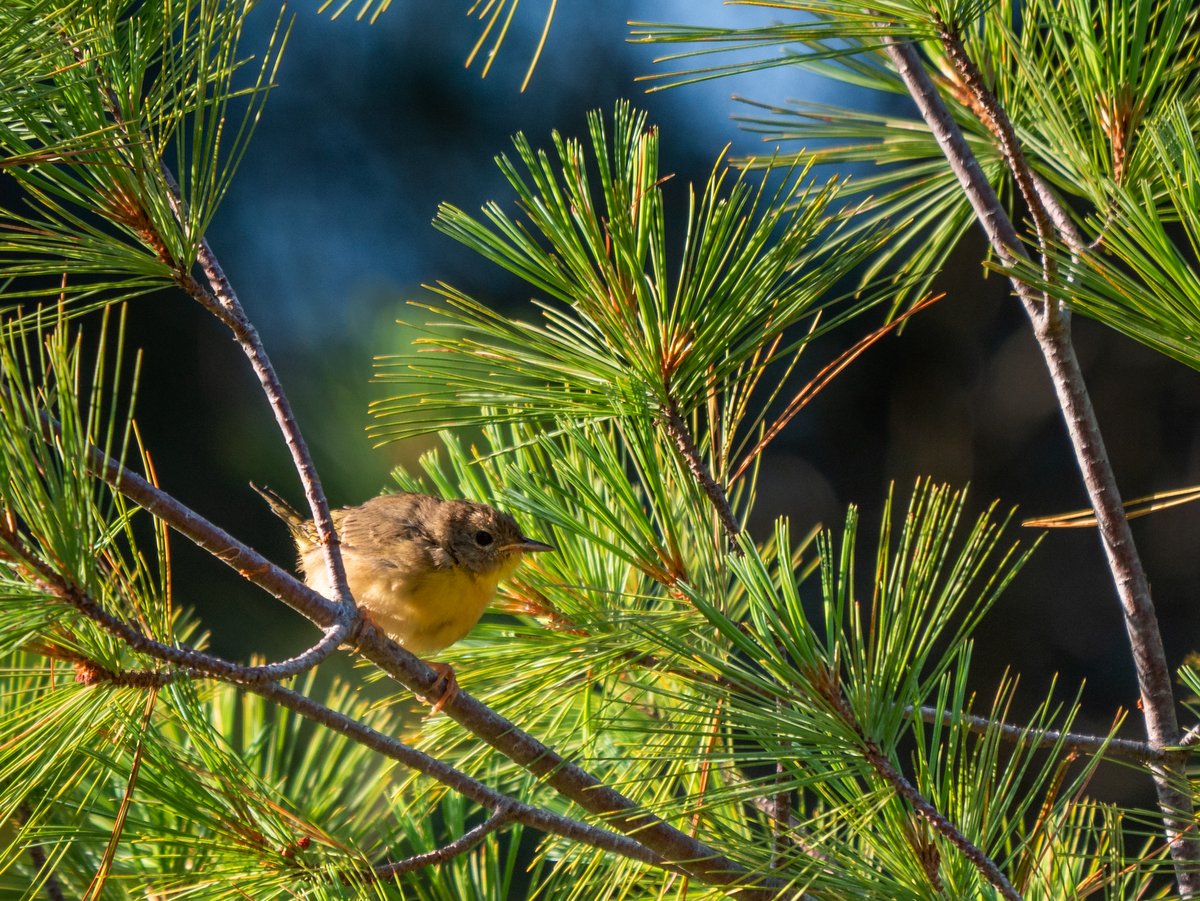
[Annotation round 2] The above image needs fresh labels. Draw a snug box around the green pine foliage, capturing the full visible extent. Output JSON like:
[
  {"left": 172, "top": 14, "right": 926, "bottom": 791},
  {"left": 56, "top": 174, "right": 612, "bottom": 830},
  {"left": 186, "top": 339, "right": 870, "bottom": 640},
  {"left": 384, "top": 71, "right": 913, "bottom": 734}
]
[{"left": 0, "top": 0, "right": 1197, "bottom": 898}]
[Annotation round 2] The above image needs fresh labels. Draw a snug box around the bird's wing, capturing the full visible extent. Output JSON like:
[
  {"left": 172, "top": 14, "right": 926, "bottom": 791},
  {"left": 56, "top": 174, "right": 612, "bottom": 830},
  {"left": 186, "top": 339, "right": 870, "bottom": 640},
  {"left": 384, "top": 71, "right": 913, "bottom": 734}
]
[{"left": 337, "top": 494, "right": 433, "bottom": 553}]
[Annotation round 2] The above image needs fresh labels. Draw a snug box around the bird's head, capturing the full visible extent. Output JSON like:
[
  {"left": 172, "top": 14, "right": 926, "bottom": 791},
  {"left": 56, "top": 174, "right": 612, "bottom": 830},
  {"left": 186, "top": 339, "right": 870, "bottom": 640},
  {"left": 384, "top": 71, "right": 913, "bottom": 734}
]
[{"left": 432, "top": 499, "right": 554, "bottom": 577}]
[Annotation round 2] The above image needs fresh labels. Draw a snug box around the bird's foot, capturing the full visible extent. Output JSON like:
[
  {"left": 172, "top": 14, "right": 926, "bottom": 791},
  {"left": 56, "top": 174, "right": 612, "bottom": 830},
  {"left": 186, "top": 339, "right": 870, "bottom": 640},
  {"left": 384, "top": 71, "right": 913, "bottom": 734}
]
[{"left": 425, "top": 660, "right": 458, "bottom": 716}]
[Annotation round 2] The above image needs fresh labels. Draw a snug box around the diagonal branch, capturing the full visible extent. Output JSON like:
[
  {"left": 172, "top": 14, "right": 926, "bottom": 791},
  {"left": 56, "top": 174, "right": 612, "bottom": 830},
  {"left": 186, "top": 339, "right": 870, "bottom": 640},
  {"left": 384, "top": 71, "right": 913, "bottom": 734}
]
[
  {"left": 349, "top": 623, "right": 774, "bottom": 894},
  {"left": 662, "top": 397, "right": 742, "bottom": 547},
  {"left": 1, "top": 524, "right": 336, "bottom": 685},
  {"left": 879, "top": 34, "right": 1200, "bottom": 894},
  {"left": 158, "top": 164, "right": 354, "bottom": 615},
  {"left": 931, "top": 14, "right": 1058, "bottom": 297},
  {"left": 818, "top": 676, "right": 1022, "bottom": 899},
  {"left": 879, "top": 38, "right": 1037, "bottom": 302},
  {"left": 61, "top": 31, "right": 353, "bottom": 617},
  {"left": 241, "top": 681, "right": 685, "bottom": 877},
  {"left": 366, "top": 809, "right": 515, "bottom": 881},
  {"left": 730, "top": 293, "right": 943, "bottom": 484}
]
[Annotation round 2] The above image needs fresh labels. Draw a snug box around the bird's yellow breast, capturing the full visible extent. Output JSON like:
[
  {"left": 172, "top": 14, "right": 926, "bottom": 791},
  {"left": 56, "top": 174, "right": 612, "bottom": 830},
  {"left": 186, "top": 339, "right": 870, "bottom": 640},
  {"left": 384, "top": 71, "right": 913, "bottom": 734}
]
[{"left": 306, "top": 548, "right": 521, "bottom": 655}]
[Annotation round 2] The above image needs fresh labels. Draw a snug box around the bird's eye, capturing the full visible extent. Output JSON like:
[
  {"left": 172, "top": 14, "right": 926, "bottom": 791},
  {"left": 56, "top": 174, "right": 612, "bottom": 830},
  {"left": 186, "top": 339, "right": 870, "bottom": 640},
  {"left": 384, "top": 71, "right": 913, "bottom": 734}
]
[{"left": 474, "top": 530, "right": 494, "bottom": 547}]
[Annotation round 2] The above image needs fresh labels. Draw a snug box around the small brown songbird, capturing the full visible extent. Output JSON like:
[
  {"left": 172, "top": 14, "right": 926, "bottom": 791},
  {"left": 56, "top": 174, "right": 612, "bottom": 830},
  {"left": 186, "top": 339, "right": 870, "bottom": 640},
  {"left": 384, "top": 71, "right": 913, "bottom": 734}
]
[{"left": 254, "top": 486, "right": 554, "bottom": 710}]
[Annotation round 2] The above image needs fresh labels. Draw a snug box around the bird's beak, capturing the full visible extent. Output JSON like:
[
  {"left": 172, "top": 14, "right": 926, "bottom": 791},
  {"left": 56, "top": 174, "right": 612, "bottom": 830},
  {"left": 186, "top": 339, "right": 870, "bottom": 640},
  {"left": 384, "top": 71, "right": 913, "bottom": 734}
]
[{"left": 514, "top": 536, "right": 555, "bottom": 553}]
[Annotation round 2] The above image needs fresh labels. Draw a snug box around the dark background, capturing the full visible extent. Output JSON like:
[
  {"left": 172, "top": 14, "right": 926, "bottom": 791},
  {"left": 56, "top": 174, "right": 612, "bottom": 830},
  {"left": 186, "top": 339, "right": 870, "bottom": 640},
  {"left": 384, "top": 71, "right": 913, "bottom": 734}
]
[{"left": 116, "top": 2, "right": 1200, "bottom": 806}]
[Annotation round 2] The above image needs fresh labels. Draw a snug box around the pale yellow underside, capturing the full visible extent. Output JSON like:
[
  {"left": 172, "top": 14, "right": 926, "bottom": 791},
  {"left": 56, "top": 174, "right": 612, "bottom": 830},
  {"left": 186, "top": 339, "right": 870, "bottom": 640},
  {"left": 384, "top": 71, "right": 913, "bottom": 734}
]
[{"left": 303, "top": 547, "right": 520, "bottom": 655}]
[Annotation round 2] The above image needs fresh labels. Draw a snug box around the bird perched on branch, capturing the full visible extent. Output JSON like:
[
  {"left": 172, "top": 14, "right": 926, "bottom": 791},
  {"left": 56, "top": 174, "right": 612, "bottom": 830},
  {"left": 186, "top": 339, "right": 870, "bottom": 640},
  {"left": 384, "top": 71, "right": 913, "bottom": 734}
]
[{"left": 254, "top": 485, "right": 554, "bottom": 711}]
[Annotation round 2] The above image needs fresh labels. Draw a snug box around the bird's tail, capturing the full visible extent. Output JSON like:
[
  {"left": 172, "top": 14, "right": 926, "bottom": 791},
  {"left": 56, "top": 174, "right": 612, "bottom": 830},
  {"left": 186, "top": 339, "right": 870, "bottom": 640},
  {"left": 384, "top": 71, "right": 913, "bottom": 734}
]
[{"left": 251, "top": 483, "right": 309, "bottom": 542}]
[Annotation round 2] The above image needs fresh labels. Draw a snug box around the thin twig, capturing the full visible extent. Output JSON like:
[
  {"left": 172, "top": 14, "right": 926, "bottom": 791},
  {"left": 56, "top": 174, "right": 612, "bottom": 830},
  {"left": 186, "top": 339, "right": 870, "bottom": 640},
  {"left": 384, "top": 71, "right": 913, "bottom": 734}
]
[
  {"left": 71, "top": 26, "right": 350, "bottom": 617},
  {"left": 913, "top": 705, "right": 1165, "bottom": 764},
  {"left": 73, "top": 661, "right": 175, "bottom": 689},
  {"left": 730, "top": 293, "right": 942, "bottom": 484},
  {"left": 1030, "top": 174, "right": 1087, "bottom": 256},
  {"left": 662, "top": 397, "right": 742, "bottom": 547},
  {"left": 879, "top": 40, "right": 1036, "bottom": 301},
  {"left": 245, "top": 680, "right": 684, "bottom": 875},
  {"left": 1, "top": 516, "right": 341, "bottom": 685},
  {"left": 366, "top": 809, "right": 515, "bottom": 881},
  {"left": 880, "top": 34, "right": 1200, "bottom": 894},
  {"left": 157, "top": 164, "right": 354, "bottom": 616},
  {"left": 744, "top": 792, "right": 831, "bottom": 868},
  {"left": 825, "top": 684, "right": 1022, "bottom": 900},
  {"left": 931, "top": 14, "right": 1058, "bottom": 299}
]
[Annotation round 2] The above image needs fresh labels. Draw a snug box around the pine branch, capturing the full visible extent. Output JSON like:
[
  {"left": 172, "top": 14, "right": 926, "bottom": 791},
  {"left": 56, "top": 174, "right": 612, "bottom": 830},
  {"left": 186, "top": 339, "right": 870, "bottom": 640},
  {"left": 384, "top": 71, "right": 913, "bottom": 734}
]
[
  {"left": 1029, "top": 174, "right": 1088, "bottom": 256},
  {"left": 246, "top": 680, "right": 692, "bottom": 879},
  {"left": 62, "top": 646, "right": 684, "bottom": 882},
  {"left": 72, "top": 661, "right": 174, "bottom": 689},
  {"left": 0, "top": 520, "right": 335, "bottom": 684},
  {"left": 158, "top": 164, "right": 355, "bottom": 616},
  {"left": 913, "top": 705, "right": 1168, "bottom": 765},
  {"left": 36, "top": 418, "right": 774, "bottom": 895},
  {"left": 7, "top": 558, "right": 688, "bottom": 889},
  {"left": 365, "top": 809, "right": 515, "bottom": 881},
  {"left": 64, "top": 28, "right": 353, "bottom": 618},
  {"left": 818, "top": 674, "right": 1022, "bottom": 900},
  {"left": 661, "top": 397, "right": 742, "bottom": 547},
  {"left": 930, "top": 13, "right": 1058, "bottom": 297},
  {"left": 349, "top": 625, "right": 777, "bottom": 895},
  {"left": 879, "top": 34, "right": 1200, "bottom": 894},
  {"left": 878, "top": 37, "right": 1037, "bottom": 303}
]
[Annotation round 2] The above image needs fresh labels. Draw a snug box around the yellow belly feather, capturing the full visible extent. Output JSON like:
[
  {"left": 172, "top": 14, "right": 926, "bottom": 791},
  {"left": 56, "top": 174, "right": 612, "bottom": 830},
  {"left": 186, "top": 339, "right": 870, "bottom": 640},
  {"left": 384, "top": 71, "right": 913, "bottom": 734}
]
[{"left": 304, "top": 547, "right": 519, "bottom": 656}]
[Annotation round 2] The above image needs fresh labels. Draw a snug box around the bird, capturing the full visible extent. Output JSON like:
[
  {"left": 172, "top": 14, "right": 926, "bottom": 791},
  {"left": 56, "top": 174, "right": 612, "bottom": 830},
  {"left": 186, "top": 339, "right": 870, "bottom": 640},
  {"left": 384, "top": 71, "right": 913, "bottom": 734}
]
[{"left": 254, "top": 485, "right": 554, "bottom": 710}]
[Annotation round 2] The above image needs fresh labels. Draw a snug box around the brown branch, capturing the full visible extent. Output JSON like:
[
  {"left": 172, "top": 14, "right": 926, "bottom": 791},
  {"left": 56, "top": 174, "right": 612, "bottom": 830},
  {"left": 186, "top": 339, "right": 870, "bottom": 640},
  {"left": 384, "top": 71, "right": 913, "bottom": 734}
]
[
  {"left": 73, "top": 660, "right": 174, "bottom": 689},
  {"left": 68, "top": 25, "right": 350, "bottom": 617},
  {"left": 157, "top": 164, "right": 354, "bottom": 615},
  {"left": 67, "top": 650, "right": 685, "bottom": 882},
  {"left": 2, "top": 513, "right": 339, "bottom": 685},
  {"left": 880, "top": 40, "right": 1036, "bottom": 301},
  {"left": 57, "top": 9, "right": 355, "bottom": 663},
  {"left": 880, "top": 34, "right": 1200, "bottom": 894},
  {"left": 246, "top": 680, "right": 690, "bottom": 877},
  {"left": 350, "top": 624, "right": 774, "bottom": 895},
  {"left": 366, "top": 809, "right": 515, "bottom": 881},
  {"left": 913, "top": 705, "right": 1166, "bottom": 765},
  {"left": 1029, "top": 174, "right": 1088, "bottom": 256},
  {"left": 823, "top": 681, "right": 1021, "bottom": 900},
  {"left": 662, "top": 397, "right": 742, "bottom": 547},
  {"left": 931, "top": 15, "right": 1058, "bottom": 299}
]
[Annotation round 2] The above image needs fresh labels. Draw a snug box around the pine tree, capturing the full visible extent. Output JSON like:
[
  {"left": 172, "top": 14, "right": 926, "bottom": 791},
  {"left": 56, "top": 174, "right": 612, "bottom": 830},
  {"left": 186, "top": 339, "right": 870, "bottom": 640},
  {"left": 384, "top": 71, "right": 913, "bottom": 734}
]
[{"left": 1, "top": 1, "right": 1199, "bottom": 898}]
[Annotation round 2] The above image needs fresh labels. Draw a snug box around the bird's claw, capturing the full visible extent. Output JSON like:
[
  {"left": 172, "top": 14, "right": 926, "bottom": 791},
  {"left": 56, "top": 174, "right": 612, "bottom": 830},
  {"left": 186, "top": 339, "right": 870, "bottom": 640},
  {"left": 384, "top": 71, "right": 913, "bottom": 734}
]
[{"left": 425, "top": 661, "right": 458, "bottom": 716}]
